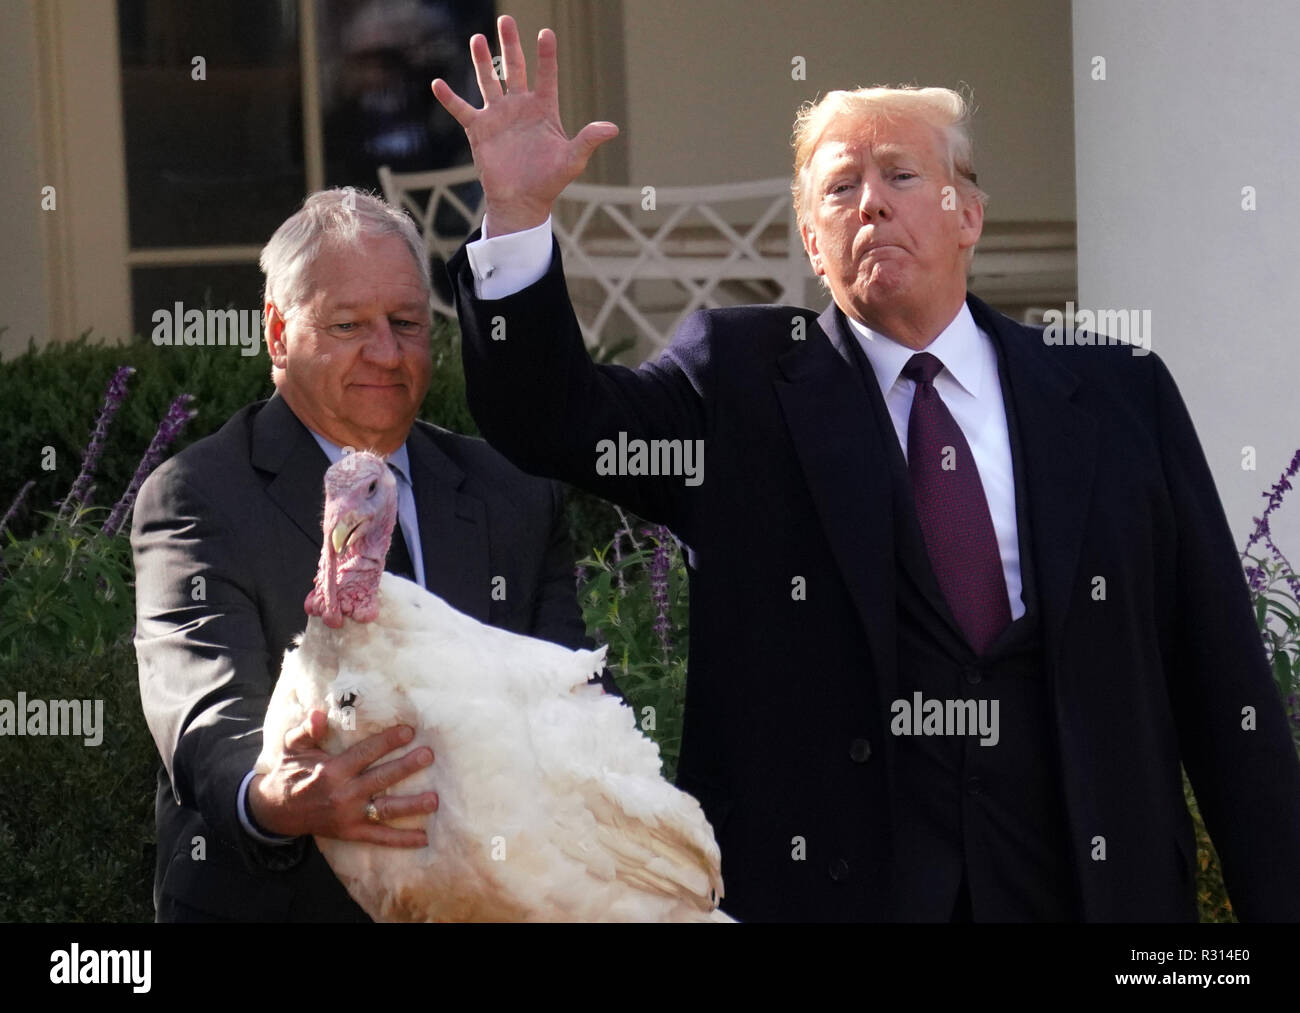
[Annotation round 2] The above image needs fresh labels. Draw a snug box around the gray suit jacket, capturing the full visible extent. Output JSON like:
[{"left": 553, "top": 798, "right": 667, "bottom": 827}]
[{"left": 132, "top": 392, "right": 593, "bottom": 920}]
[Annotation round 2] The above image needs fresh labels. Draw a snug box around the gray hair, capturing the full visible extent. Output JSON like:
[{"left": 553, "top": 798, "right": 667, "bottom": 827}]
[{"left": 259, "top": 187, "right": 431, "bottom": 317}]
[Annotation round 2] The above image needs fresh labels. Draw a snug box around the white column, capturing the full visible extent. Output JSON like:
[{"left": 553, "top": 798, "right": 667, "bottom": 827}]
[{"left": 1073, "top": 0, "right": 1300, "bottom": 553}]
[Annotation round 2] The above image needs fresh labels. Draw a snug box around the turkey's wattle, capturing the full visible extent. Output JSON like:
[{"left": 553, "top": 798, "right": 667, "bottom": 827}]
[
  {"left": 304, "top": 449, "right": 397, "bottom": 628},
  {"left": 257, "top": 449, "right": 731, "bottom": 922}
]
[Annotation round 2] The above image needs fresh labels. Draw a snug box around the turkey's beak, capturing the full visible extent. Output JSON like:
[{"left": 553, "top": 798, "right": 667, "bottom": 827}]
[{"left": 331, "top": 515, "right": 364, "bottom": 554}]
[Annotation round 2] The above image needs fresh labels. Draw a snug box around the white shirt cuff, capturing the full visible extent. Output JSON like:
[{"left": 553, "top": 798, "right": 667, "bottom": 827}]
[
  {"left": 467, "top": 214, "right": 555, "bottom": 299},
  {"left": 237, "top": 768, "right": 296, "bottom": 845}
]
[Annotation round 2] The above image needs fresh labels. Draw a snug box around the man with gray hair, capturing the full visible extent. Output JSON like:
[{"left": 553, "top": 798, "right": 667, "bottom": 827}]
[
  {"left": 132, "top": 187, "right": 602, "bottom": 921},
  {"left": 436, "top": 16, "right": 1300, "bottom": 921}
]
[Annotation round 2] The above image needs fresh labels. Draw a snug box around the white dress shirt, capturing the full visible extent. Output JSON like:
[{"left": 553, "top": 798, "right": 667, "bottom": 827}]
[
  {"left": 465, "top": 216, "right": 1025, "bottom": 620},
  {"left": 845, "top": 307, "right": 1025, "bottom": 621}
]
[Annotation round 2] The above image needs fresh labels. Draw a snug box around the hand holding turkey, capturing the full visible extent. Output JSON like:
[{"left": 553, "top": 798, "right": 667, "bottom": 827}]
[{"left": 249, "top": 708, "right": 439, "bottom": 845}]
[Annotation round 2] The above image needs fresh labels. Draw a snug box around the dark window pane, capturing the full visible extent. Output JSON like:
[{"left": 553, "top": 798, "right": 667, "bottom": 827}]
[
  {"left": 130, "top": 264, "right": 267, "bottom": 348},
  {"left": 318, "top": 0, "right": 494, "bottom": 193},
  {"left": 118, "top": 0, "right": 306, "bottom": 247}
]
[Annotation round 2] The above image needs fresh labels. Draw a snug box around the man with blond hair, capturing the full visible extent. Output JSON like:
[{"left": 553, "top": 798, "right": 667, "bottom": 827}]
[
  {"left": 435, "top": 16, "right": 1300, "bottom": 922},
  {"left": 132, "top": 187, "right": 602, "bottom": 921}
]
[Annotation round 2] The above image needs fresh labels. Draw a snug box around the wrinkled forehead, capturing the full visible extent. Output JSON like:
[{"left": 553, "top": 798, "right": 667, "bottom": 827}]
[
  {"left": 302, "top": 234, "right": 430, "bottom": 312},
  {"left": 809, "top": 113, "right": 944, "bottom": 175}
]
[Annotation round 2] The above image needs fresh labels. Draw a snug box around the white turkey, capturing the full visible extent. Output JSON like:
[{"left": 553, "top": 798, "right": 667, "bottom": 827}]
[{"left": 254, "top": 448, "right": 730, "bottom": 922}]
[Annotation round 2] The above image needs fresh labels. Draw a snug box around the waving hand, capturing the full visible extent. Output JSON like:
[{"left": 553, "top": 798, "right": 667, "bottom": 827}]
[{"left": 432, "top": 15, "right": 619, "bottom": 236}]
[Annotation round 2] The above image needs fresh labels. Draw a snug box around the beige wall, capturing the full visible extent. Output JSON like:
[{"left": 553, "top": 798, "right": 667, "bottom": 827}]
[
  {"left": 0, "top": 0, "right": 130, "bottom": 360},
  {"left": 0, "top": 1, "right": 49, "bottom": 359},
  {"left": 620, "top": 0, "right": 1075, "bottom": 223}
]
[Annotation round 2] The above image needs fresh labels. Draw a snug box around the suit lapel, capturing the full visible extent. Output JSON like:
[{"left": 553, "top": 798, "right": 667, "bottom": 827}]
[
  {"left": 966, "top": 295, "right": 1097, "bottom": 676},
  {"left": 251, "top": 393, "right": 331, "bottom": 550},
  {"left": 775, "top": 305, "right": 899, "bottom": 735},
  {"left": 405, "top": 423, "right": 491, "bottom": 622}
]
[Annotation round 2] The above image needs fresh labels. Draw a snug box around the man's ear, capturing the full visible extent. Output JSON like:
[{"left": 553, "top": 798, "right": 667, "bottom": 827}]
[
  {"left": 800, "top": 221, "right": 825, "bottom": 277},
  {"left": 956, "top": 188, "right": 984, "bottom": 252},
  {"left": 265, "top": 301, "right": 289, "bottom": 368}
]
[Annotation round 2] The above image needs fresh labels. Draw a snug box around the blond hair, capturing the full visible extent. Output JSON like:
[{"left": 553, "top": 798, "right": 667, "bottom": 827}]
[{"left": 791, "top": 85, "right": 987, "bottom": 231}]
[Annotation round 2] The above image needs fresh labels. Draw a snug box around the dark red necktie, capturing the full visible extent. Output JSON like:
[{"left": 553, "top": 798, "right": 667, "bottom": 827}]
[{"left": 903, "top": 352, "right": 1011, "bottom": 655}]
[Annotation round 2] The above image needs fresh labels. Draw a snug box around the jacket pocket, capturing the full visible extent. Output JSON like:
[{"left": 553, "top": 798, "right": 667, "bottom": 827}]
[{"left": 159, "top": 838, "right": 294, "bottom": 921}]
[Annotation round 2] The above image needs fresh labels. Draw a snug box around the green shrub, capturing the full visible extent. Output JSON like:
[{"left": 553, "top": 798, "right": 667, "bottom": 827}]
[
  {"left": 0, "top": 507, "right": 135, "bottom": 662},
  {"left": 1185, "top": 773, "right": 1233, "bottom": 923},
  {"left": 0, "top": 334, "right": 271, "bottom": 537},
  {"left": 0, "top": 637, "right": 156, "bottom": 922},
  {"left": 577, "top": 514, "right": 689, "bottom": 780}
]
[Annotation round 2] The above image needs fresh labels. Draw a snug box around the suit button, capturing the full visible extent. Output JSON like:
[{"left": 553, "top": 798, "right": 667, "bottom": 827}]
[
  {"left": 966, "top": 776, "right": 983, "bottom": 796},
  {"left": 828, "top": 858, "right": 850, "bottom": 882},
  {"left": 849, "top": 738, "right": 872, "bottom": 763},
  {"left": 963, "top": 665, "right": 982, "bottom": 685}
]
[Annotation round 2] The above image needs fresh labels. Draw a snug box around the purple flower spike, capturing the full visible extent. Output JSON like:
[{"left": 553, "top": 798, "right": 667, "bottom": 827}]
[
  {"left": 611, "top": 525, "right": 627, "bottom": 593},
  {"left": 645, "top": 524, "right": 673, "bottom": 659},
  {"left": 1242, "top": 448, "right": 1300, "bottom": 598},
  {"left": 1243, "top": 450, "right": 1300, "bottom": 553},
  {"left": 59, "top": 366, "right": 135, "bottom": 520},
  {"left": 1245, "top": 561, "right": 1266, "bottom": 595},
  {"left": 102, "top": 394, "right": 197, "bottom": 537},
  {"left": 0, "top": 479, "right": 35, "bottom": 539}
]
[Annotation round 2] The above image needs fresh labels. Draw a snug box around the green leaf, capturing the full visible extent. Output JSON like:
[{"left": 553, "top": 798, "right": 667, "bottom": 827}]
[{"left": 1273, "top": 651, "right": 1293, "bottom": 696}]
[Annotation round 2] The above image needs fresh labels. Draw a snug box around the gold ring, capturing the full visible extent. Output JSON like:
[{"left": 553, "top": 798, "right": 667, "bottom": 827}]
[{"left": 365, "top": 799, "right": 381, "bottom": 824}]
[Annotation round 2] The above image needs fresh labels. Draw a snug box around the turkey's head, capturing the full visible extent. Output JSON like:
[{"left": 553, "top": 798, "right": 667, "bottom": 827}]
[{"left": 305, "top": 449, "right": 399, "bottom": 628}]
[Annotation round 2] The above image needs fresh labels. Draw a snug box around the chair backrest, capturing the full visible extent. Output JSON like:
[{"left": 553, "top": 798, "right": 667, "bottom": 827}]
[
  {"left": 378, "top": 163, "right": 486, "bottom": 319},
  {"left": 551, "top": 179, "right": 807, "bottom": 351},
  {"left": 379, "top": 165, "right": 809, "bottom": 352}
]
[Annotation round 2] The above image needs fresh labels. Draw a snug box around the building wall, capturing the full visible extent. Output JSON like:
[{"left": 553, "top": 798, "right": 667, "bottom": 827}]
[
  {"left": 0, "top": 1, "right": 49, "bottom": 359},
  {"left": 621, "top": 0, "right": 1076, "bottom": 222},
  {"left": 1073, "top": 0, "right": 1298, "bottom": 550},
  {"left": 0, "top": 0, "right": 130, "bottom": 359}
]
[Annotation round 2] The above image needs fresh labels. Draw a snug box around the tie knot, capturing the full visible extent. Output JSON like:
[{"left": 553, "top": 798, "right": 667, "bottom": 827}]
[{"left": 902, "top": 351, "right": 945, "bottom": 386}]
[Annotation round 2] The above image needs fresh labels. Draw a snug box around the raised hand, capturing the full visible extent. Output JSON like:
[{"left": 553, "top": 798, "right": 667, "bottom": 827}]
[{"left": 432, "top": 14, "right": 619, "bottom": 236}]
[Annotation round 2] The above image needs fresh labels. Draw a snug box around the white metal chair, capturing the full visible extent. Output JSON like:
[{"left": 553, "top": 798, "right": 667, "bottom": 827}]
[
  {"left": 550, "top": 179, "right": 808, "bottom": 351},
  {"left": 378, "top": 163, "right": 486, "bottom": 320},
  {"left": 380, "top": 164, "right": 809, "bottom": 353}
]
